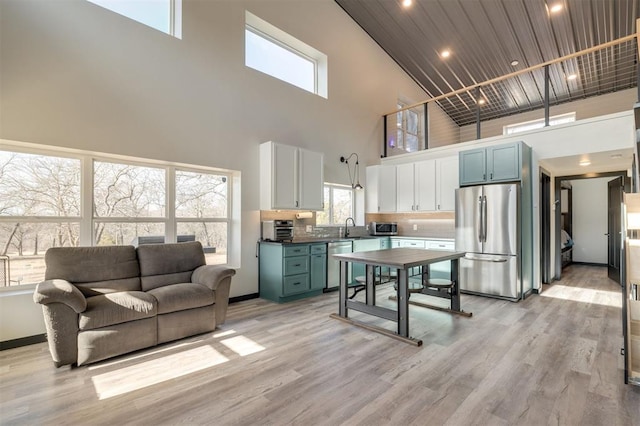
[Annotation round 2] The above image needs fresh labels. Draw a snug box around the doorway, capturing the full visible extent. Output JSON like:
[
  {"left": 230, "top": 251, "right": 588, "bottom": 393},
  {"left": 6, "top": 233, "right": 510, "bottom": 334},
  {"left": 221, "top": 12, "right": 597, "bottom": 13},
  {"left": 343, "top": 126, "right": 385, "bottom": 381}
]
[
  {"left": 540, "top": 169, "right": 551, "bottom": 284},
  {"left": 607, "top": 176, "right": 630, "bottom": 283},
  {"left": 553, "top": 171, "right": 628, "bottom": 281}
]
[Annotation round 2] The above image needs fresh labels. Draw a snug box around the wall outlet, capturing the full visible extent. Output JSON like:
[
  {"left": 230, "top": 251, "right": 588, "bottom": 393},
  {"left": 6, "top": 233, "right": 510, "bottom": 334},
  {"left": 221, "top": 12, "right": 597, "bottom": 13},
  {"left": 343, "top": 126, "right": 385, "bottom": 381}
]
[
  {"left": 306, "top": 225, "right": 313, "bottom": 232},
  {"left": 413, "top": 224, "right": 418, "bottom": 231}
]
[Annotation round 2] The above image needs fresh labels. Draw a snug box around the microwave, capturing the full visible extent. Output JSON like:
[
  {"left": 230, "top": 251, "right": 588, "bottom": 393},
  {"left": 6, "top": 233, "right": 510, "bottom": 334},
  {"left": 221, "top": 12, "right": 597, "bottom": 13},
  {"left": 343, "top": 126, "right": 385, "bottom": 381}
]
[
  {"left": 369, "top": 222, "right": 398, "bottom": 236},
  {"left": 261, "top": 220, "right": 294, "bottom": 242}
]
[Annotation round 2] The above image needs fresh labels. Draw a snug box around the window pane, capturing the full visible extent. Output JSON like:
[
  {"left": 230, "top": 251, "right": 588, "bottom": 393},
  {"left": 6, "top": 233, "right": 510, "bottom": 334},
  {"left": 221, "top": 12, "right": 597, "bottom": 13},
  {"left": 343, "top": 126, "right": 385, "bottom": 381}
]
[
  {"left": 0, "top": 222, "right": 79, "bottom": 286},
  {"left": 397, "top": 130, "right": 404, "bottom": 149},
  {"left": 406, "top": 134, "right": 419, "bottom": 152},
  {"left": 316, "top": 187, "right": 331, "bottom": 225},
  {"left": 87, "top": 0, "right": 171, "bottom": 34},
  {"left": 332, "top": 188, "right": 353, "bottom": 224},
  {"left": 94, "top": 161, "right": 165, "bottom": 218},
  {"left": 0, "top": 151, "right": 81, "bottom": 217},
  {"left": 94, "top": 222, "right": 165, "bottom": 246},
  {"left": 177, "top": 222, "right": 227, "bottom": 265},
  {"left": 175, "top": 171, "right": 228, "bottom": 218},
  {"left": 407, "top": 110, "right": 418, "bottom": 134},
  {"left": 245, "top": 28, "right": 315, "bottom": 93}
]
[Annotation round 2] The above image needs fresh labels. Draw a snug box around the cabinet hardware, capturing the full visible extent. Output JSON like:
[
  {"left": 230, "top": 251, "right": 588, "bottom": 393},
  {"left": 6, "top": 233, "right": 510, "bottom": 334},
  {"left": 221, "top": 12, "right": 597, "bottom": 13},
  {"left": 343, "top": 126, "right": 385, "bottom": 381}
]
[
  {"left": 294, "top": 264, "right": 301, "bottom": 267},
  {"left": 293, "top": 282, "right": 301, "bottom": 285}
]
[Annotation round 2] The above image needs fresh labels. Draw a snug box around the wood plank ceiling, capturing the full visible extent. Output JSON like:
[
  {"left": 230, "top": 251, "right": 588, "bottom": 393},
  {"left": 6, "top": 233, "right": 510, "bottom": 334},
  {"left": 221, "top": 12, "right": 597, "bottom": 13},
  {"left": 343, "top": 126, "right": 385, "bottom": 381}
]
[{"left": 335, "top": 0, "right": 639, "bottom": 126}]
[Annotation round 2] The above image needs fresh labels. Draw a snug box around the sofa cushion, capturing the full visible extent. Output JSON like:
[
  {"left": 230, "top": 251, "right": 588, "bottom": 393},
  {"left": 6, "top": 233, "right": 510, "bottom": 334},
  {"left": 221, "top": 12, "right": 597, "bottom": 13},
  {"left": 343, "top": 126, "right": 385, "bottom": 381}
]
[
  {"left": 79, "top": 291, "right": 157, "bottom": 331},
  {"left": 147, "top": 283, "right": 214, "bottom": 315},
  {"left": 45, "top": 246, "right": 141, "bottom": 296},
  {"left": 137, "top": 241, "right": 206, "bottom": 291}
]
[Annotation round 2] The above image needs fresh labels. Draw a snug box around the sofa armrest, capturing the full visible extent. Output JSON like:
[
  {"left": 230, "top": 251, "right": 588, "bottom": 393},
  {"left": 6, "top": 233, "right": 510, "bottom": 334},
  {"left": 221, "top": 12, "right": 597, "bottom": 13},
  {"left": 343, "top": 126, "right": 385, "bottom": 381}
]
[
  {"left": 191, "top": 265, "right": 236, "bottom": 291},
  {"left": 33, "top": 279, "right": 87, "bottom": 313}
]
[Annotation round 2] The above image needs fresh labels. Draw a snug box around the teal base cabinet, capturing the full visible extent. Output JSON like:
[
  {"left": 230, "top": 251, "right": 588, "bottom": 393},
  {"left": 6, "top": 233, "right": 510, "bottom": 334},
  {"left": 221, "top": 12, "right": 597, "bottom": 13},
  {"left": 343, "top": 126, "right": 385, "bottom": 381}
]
[{"left": 259, "top": 243, "right": 326, "bottom": 303}]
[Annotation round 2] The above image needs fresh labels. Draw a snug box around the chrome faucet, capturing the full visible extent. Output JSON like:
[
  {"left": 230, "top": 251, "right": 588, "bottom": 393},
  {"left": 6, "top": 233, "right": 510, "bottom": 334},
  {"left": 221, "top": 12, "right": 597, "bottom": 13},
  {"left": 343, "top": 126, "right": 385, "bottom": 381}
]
[{"left": 344, "top": 217, "right": 355, "bottom": 238}]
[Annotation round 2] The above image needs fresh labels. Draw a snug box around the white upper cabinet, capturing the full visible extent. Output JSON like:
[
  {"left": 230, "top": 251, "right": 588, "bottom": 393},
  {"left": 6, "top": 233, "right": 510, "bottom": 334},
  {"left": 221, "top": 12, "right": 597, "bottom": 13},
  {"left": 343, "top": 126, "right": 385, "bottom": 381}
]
[
  {"left": 435, "top": 156, "right": 459, "bottom": 211},
  {"left": 260, "top": 141, "right": 324, "bottom": 210},
  {"left": 396, "top": 161, "right": 436, "bottom": 212},
  {"left": 365, "top": 156, "right": 458, "bottom": 213}
]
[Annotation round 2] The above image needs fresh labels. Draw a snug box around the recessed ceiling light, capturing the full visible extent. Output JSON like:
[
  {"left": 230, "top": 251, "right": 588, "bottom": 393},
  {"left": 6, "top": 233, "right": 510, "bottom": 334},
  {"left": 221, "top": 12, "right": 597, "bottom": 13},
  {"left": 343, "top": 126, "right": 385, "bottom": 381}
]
[
  {"left": 567, "top": 73, "right": 578, "bottom": 80},
  {"left": 402, "top": 0, "right": 412, "bottom": 7},
  {"left": 478, "top": 99, "right": 486, "bottom": 105},
  {"left": 510, "top": 60, "right": 519, "bottom": 66},
  {"left": 440, "top": 49, "right": 451, "bottom": 59},
  {"left": 579, "top": 160, "right": 591, "bottom": 166},
  {"left": 549, "top": 3, "right": 563, "bottom": 13}
]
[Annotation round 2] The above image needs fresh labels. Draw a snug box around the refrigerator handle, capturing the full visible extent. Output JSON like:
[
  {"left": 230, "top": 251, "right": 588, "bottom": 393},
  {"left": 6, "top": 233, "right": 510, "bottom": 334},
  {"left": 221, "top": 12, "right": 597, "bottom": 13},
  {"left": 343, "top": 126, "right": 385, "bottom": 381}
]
[
  {"left": 481, "top": 195, "right": 488, "bottom": 242},
  {"left": 478, "top": 196, "right": 484, "bottom": 243}
]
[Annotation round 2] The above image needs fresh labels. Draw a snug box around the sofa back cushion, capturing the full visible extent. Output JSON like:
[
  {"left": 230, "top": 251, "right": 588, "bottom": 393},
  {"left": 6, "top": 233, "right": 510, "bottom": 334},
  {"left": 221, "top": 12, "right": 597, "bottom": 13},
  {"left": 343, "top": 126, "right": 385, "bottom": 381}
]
[
  {"left": 137, "top": 241, "right": 206, "bottom": 291},
  {"left": 45, "top": 246, "right": 141, "bottom": 297}
]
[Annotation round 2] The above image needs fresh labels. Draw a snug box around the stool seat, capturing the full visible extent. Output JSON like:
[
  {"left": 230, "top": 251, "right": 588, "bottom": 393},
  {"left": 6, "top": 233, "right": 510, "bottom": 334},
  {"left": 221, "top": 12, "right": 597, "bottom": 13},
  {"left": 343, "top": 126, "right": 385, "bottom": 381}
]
[{"left": 425, "top": 278, "right": 454, "bottom": 289}]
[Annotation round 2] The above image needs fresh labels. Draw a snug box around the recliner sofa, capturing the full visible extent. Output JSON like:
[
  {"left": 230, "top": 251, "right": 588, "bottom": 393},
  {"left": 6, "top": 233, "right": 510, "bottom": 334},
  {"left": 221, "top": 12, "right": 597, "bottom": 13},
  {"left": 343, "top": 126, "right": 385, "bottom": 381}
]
[{"left": 33, "top": 241, "right": 236, "bottom": 367}]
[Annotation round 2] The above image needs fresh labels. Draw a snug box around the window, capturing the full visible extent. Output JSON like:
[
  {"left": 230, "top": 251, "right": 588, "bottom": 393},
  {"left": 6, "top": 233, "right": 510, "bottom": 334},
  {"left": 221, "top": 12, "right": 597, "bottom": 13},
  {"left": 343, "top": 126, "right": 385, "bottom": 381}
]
[
  {"left": 389, "top": 102, "right": 424, "bottom": 154},
  {"left": 245, "top": 11, "right": 328, "bottom": 98},
  {"left": 503, "top": 112, "right": 576, "bottom": 135},
  {"left": 316, "top": 184, "right": 353, "bottom": 226},
  {"left": 0, "top": 151, "right": 82, "bottom": 286},
  {"left": 0, "top": 145, "right": 234, "bottom": 288},
  {"left": 87, "top": 0, "right": 182, "bottom": 38}
]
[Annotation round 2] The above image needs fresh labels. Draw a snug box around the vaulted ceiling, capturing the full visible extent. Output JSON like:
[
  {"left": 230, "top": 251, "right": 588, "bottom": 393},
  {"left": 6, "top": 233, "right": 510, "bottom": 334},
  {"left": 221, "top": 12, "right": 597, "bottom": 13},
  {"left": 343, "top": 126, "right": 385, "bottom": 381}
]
[{"left": 335, "top": 0, "right": 639, "bottom": 126}]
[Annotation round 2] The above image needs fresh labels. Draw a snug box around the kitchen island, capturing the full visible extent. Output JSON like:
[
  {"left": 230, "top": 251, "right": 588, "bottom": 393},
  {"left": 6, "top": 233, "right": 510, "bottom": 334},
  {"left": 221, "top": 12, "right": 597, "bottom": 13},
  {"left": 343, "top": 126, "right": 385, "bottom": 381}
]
[{"left": 331, "top": 247, "right": 466, "bottom": 345}]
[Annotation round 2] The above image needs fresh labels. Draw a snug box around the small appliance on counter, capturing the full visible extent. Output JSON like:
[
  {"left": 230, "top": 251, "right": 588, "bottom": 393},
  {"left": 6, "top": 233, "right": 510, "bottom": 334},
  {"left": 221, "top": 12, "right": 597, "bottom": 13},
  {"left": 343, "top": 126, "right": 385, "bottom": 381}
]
[
  {"left": 261, "top": 220, "right": 294, "bottom": 242},
  {"left": 369, "top": 222, "right": 398, "bottom": 236}
]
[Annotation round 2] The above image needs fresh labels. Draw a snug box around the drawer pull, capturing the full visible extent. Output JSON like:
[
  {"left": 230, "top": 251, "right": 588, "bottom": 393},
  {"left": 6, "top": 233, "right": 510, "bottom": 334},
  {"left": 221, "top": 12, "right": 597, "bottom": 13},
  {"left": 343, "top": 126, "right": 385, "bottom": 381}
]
[
  {"left": 293, "top": 282, "right": 301, "bottom": 285},
  {"left": 294, "top": 264, "right": 301, "bottom": 267}
]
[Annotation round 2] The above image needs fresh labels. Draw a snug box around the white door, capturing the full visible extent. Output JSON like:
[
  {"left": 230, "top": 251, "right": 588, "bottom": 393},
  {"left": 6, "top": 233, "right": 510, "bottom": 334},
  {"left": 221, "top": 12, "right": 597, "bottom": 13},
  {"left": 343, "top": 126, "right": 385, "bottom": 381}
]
[
  {"left": 436, "top": 156, "right": 459, "bottom": 211},
  {"left": 396, "top": 163, "right": 415, "bottom": 212},
  {"left": 272, "top": 143, "right": 297, "bottom": 209},
  {"left": 415, "top": 159, "right": 436, "bottom": 211},
  {"left": 298, "top": 148, "right": 323, "bottom": 210},
  {"left": 378, "top": 165, "right": 397, "bottom": 212}
]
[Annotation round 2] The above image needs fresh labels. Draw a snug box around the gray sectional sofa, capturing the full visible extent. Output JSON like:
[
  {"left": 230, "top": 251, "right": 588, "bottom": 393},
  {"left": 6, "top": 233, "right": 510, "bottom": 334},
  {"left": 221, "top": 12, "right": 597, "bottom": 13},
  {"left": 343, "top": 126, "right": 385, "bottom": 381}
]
[{"left": 33, "top": 241, "right": 236, "bottom": 367}]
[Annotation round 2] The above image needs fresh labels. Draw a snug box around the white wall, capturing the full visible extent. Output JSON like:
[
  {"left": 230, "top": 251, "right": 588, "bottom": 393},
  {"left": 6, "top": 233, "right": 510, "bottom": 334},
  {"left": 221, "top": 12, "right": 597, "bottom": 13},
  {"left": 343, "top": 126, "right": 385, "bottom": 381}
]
[
  {"left": 569, "top": 178, "right": 610, "bottom": 264},
  {"left": 0, "top": 0, "right": 426, "bottom": 341}
]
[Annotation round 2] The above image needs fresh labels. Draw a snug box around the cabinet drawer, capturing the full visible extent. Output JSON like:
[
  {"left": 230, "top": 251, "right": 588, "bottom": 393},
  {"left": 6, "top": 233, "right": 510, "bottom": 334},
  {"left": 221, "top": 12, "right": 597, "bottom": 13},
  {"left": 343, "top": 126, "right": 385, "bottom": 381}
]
[
  {"left": 310, "top": 244, "right": 327, "bottom": 254},
  {"left": 284, "top": 245, "right": 310, "bottom": 257},
  {"left": 427, "top": 241, "right": 454, "bottom": 251},
  {"left": 283, "top": 274, "right": 310, "bottom": 295},
  {"left": 401, "top": 240, "right": 425, "bottom": 248},
  {"left": 284, "top": 256, "right": 309, "bottom": 275}
]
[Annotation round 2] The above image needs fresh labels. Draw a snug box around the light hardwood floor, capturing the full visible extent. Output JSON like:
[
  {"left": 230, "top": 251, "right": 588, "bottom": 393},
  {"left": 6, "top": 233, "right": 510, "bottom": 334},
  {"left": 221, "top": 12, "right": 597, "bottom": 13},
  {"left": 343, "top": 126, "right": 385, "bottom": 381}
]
[{"left": 2, "top": 265, "right": 639, "bottom": 425}]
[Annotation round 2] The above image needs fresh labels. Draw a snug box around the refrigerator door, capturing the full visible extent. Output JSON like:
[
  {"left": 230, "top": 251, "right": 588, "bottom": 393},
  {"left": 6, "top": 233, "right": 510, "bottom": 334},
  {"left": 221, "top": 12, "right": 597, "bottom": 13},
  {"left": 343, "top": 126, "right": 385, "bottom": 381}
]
[
  {"left": 455, "top": 186, "right": 483, "bottom": 253},
  {"left": 459, "top": 253, "right": 519, "bottom": 299},
  {"left": 483, "top": 183, "right": 518, "bottom": 256}
]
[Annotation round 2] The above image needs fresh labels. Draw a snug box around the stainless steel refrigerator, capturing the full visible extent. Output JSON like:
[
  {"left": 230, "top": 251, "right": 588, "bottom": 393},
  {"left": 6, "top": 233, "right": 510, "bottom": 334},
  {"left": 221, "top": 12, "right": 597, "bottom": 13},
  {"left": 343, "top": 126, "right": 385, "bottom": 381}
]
[{"left": 455, "top": 183, "right": 521, "bottom": 300}]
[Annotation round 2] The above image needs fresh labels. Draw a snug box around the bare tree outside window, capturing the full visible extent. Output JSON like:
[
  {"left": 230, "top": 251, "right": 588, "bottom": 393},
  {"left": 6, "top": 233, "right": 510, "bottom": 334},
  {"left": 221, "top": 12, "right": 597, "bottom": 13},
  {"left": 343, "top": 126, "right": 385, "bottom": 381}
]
[
  {"left": 175, "top": 170, "right": 228, "bottom": 264},
  {"left": 316, "top": 184, "right": 353, "bottom": 226},
  {"left": 0, "top": 151, "right": 81, "bottom": 285}
]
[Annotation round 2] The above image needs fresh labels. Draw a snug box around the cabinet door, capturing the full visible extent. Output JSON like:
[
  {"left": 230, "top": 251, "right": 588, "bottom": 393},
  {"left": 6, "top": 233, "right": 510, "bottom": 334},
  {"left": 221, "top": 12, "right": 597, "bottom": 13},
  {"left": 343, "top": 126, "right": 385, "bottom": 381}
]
[
  {"left": 396, "top": 163, "right": 415, "bottom": 212},
  {"left": 365, "top": 166, "right": 380, "bottom": 213},
  {"left": 310, "top": 254, "right": 327, "bottom": 290},
  {"left": 415, "top": 160, "right": 436, "bottom": 211},
  {"left": 488, "top": 143, "right": 520, "bottom": 182},
  {"left": 459, "top": 148, "right": 487, "bottom": 186},
  {"left": 272, "top": 144, "right": 298, "bottom": 209},
  {"left": 298, "top": 148, "right": 324, "bottom": 210},
  {"left": 378, "top": 165, "right": 397, "bottom": 212},
  {"left": 436, "top": 156, "right": 459, "bottom": 211}
]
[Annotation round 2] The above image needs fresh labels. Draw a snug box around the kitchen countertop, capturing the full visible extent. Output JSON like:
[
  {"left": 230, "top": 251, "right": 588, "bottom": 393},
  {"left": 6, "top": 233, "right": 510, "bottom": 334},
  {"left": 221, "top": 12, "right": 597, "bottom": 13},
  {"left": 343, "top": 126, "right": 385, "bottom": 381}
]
[{"left": 259, "top": 235, "right": 454, "bottom": 245}]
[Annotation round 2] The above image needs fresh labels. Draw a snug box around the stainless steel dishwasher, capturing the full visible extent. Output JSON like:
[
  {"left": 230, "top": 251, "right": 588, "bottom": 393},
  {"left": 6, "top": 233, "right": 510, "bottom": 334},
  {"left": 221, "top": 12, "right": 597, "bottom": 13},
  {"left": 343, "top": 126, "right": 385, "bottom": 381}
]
[{"left": 326, "top": 241, "right": 352, "bottom": 291}]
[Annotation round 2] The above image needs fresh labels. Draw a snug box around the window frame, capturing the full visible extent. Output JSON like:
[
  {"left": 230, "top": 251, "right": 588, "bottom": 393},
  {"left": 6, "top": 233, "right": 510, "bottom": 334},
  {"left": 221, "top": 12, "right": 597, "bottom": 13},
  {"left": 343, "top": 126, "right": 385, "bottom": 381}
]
[
  {"left": 394, "top": 101, "right": 424, "bottom": 153},
  {"left": 503, "top": 112, "right": 576, "bottom": 135},
  {"left": 86, "top": 0, "right": 182, "bottom": 39},
  {"left": 245, "top": 11, "right": 328, "bottom": 98},
  {"left": 0, "top": 143, "right": 235, "bottom": 291},
  {"left": 317, "top": 183, "right": 354, "bottom": 226}
]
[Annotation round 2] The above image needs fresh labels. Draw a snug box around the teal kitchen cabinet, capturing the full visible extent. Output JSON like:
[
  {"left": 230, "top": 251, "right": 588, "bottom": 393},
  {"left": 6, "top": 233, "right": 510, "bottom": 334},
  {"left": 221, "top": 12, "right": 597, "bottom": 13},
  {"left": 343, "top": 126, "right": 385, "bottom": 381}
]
[
  {"left": 309, "top": 244, "right": 327, "bottom": 291},
  {"left": 259, "top": 243, "right": 325, "bottom": 303},
  {"left": 459, "top": 142, "right": 528, "bottom": 186}
]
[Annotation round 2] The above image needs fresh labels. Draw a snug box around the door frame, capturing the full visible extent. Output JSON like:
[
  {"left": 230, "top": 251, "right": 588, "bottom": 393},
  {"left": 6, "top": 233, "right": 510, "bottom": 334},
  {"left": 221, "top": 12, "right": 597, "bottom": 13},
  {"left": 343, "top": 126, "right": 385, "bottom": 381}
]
[
  {"left": 553, "top": 170, "right": 628, "bottom": 281},
  {"left": 540, "top": 167, "right": 552, "bottom": 284}
]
